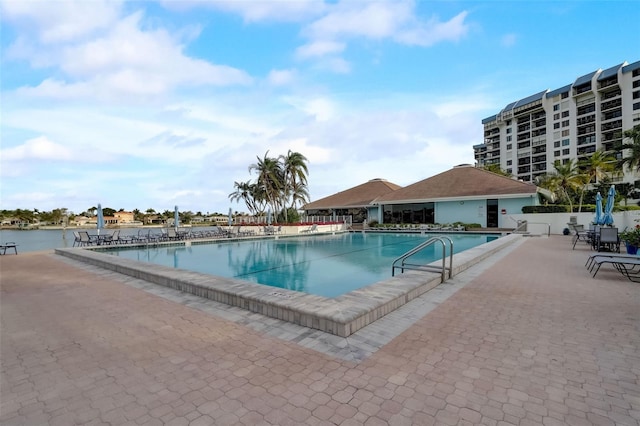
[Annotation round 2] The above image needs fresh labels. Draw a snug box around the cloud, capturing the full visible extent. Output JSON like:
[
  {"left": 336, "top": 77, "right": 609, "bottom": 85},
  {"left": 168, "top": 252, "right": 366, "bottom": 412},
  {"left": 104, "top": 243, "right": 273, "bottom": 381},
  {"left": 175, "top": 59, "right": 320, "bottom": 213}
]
[
  {"left": 1, "top": 136, "right": 75, "bottom": 161},
  {"left": 395, "top": 11, "right": 469, "bottom": 46},
  {"left": 291, "top": 1, "right": 470, "bottom": 72},
  {"left": 305, "top": 1, "right": 413, "bottom": 41},
  {"left": 295, "top": 40, "right": 346, "bottom": 60},
  {"left": 267, "top": 69, "right": 297, "bottom": 86},
  {"left": 0, "top": 0, "right": 122, "bottom": 44},
  {"left": 162, "top": 0, "right": 326, "bottom": 23},
  {"left": 4, "top": 7, "right": 252, "bottom": 101}
]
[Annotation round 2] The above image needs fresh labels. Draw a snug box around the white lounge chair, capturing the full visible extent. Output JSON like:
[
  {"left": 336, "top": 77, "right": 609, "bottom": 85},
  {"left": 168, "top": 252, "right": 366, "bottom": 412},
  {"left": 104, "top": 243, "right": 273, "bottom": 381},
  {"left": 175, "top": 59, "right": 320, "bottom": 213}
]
[{"left": 301, "top": 224, "right": 317, "bottom": 233}]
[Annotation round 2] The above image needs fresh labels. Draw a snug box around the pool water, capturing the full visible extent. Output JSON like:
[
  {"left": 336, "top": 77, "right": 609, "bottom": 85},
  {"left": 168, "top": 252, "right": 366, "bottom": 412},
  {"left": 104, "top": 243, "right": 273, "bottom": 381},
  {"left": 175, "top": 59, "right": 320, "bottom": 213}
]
[{"left": 105, "top": 233, "right": 498, "bottom": 297}]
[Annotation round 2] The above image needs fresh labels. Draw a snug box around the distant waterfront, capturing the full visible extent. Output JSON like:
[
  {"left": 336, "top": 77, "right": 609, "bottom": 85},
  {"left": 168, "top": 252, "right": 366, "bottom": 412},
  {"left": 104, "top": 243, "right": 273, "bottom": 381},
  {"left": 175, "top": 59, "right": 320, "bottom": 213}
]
[{"left": 0, "top": 226, "right": 169, "bottom": 253}]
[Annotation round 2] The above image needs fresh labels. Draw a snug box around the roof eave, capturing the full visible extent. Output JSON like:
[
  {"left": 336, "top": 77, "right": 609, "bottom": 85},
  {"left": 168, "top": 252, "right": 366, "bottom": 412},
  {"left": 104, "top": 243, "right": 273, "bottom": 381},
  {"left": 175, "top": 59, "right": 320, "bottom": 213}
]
[{"left": 373, "top": 192, "right": 537, "bottom": 204}]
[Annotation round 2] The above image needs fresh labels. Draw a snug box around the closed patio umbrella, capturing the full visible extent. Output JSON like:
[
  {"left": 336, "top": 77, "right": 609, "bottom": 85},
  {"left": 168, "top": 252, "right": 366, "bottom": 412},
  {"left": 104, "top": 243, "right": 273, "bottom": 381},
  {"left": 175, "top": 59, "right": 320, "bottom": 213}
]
[
  {"left": 228, "top": 208, "right": 233, "bottom": 226},
  {"left": 267, "top": 209, "right": 272, "bottom": 226},
  {"left": 97, "top": 203, "right": 104, "bottom": 235},
  {"left": 602, "top": 185, "right": 616, "bottom": 226},
  {"left": 174, "top": 205, "right": 179, "bottom": 231},
  {"left": 594, "top": 192, "right": 603, "bottom": 225}
]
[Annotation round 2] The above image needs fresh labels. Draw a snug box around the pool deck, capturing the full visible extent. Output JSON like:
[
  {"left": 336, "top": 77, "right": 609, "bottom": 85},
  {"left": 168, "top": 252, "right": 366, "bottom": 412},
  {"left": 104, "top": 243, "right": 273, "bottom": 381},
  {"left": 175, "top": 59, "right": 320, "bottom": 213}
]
[{"left": 2, "top": 235, "right": 639, "bottom": 425}]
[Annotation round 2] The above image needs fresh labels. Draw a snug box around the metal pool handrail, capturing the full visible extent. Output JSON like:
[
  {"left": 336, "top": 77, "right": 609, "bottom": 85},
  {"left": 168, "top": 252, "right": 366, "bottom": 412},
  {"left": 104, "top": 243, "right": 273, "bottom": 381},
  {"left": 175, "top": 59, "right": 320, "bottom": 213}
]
[{"left": 391, "top": 236, "right": 454, "bottom": 283}]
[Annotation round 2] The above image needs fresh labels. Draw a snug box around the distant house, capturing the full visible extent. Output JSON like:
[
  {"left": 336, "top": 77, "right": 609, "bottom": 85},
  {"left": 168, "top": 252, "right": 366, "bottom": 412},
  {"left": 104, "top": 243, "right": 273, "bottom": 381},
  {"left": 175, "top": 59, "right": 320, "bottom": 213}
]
[
  {"left": 304, "top": 165, "right": 546, "bottom": 227},
  {"left": 113, "top": 211, "right": 135, "bottom": 224},
  {"left": 71, "top": 215, "right": 91, "bottom": 226},
  {"left": 145, "top": 215, "right": 164, "bottom": 225},
  {"left": 303, "top": 178, "right": 402, "bottom": 224}
]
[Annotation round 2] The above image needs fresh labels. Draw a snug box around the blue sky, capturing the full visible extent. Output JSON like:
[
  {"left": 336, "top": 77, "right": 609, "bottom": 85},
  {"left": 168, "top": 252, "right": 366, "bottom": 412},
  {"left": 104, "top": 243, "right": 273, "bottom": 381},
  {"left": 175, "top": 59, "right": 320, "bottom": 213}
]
[{"left": 1, "top": 0, "right": 638, "bottom": 215}]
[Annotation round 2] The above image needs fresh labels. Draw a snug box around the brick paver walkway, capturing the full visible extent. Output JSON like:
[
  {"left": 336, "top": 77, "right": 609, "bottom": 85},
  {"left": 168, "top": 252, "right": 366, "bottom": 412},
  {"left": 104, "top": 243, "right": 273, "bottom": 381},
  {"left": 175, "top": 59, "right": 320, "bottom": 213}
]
[{"left": 1, "top": 236, "right": 639, "bottom": 425}]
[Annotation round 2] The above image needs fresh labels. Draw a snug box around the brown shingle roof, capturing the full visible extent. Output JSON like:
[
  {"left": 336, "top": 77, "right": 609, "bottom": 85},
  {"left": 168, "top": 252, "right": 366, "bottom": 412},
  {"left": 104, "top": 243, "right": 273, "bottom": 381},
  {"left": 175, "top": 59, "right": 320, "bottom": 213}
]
[
  {"left": 376, "top": 165, "right": 537, "bottom": 203},
  {"left": 304, "top": 179, "right": 402, "bottom": 210}
]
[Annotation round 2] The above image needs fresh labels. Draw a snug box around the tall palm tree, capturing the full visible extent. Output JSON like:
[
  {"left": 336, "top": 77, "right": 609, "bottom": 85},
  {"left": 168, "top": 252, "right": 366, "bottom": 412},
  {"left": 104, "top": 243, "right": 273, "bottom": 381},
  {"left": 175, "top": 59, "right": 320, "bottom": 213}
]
[
  {"left": 617, "top": 125, "right": 640, "bottom": 172},
  {"left": 249, "top": 152, "right": 285, "bottom": 218},
  {"left": 577, "top": 150, "right": 615, "bottom": 211},
  {"left": 280, "top": 150, "right": 310, "bottom": 211}
]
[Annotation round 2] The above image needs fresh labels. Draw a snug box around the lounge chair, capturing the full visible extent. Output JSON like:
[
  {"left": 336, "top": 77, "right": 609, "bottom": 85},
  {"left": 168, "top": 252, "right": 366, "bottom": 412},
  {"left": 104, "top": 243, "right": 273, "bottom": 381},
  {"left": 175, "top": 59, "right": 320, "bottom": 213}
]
[
  {"left": 585, "top": 252, "right": 639, "bottom": 270},
  {"left": 588, "top": 254, "right": 640, "bottom": 282},
  {"left": 301, "top": 224, "right": 317, "bottom": 233},
  {"left": 0, "top": 242, "right": 18, "bottom": 255}
]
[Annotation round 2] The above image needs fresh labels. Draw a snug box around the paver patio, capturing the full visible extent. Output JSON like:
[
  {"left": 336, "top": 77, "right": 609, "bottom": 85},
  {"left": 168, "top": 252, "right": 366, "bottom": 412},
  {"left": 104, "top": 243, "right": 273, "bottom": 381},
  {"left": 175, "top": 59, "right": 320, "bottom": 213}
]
[{"left": 1, "top": 235, "right": 639, "bottom": 425}]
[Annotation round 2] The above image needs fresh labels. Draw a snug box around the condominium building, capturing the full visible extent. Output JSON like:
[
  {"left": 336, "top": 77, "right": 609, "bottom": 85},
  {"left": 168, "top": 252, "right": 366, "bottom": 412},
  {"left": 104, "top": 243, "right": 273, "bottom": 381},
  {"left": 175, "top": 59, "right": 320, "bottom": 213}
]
[{"left": 474, "top": 60, "right": 640, "bottom": 184}]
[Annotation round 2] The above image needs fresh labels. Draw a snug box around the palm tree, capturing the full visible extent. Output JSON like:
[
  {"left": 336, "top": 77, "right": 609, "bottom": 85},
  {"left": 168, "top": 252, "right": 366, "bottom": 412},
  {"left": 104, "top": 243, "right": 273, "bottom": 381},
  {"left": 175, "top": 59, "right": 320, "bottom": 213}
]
[
  {"left": 537, "top": 160, "right": 585, "bottom": 212},
  {"left": 280, "top": 150, "right": 310, "bottom": 211},
  {"left": 577, "top": 150, "right": 615, "bottom": 211},
  {"left": 617, "top": 125, "right": 640, "bottom": 172},
  {"left": 482, "top": 164, "right": 512, "bottom": 177},
  {"left": 249, "top": 152, "right": 285, "bottom": 218},
  {"left": 230, "top": 180, "right": 262, "bottom": 215}
]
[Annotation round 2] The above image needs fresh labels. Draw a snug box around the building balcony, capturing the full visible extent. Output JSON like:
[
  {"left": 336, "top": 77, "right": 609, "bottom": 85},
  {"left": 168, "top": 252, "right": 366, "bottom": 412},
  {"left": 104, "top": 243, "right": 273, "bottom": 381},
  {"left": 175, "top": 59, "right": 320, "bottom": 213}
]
[
  {"left": 597, "top": 78, "right": 618, "bottom": 90},
  {"left": 601, "top": 98, "right": 622, "bottom": 111},
  {"left": 601, "top": 120, "right": 622, "bottom": 132},
  {"left": 601, "top": 109, "right": 623, "bottom": 122}
]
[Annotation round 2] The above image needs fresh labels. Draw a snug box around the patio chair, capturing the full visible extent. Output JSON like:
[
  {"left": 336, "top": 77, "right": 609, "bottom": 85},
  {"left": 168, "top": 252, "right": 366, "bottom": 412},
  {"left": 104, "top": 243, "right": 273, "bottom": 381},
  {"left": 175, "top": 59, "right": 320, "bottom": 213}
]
[
  {"left": 167, "top": 228, "right": 181, "bottom": 241},
  {"left": 72, "top": 231, "right": 82, "bottom": 247},
  {"left": 77, "top": 231, "right": 95, "bottom": 246},
  {"left": 572, "top": 224, "right": 596, "bottom": 250},
  {"left": 595, "top": 227, "right": 620, "bottom": 253}
]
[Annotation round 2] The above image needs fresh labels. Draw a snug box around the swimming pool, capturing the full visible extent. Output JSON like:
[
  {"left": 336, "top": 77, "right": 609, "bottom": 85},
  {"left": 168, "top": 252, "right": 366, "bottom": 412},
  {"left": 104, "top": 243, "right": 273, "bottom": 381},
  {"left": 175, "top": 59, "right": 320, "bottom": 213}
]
[{"left": 103, "top": 232, "right": 497, "bottom": 297}]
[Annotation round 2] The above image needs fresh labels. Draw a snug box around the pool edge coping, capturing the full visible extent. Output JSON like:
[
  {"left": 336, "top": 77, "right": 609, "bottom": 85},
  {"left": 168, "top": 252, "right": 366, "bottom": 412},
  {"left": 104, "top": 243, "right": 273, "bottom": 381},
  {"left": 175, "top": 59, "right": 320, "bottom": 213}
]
[{"left": 55, "top": 233, "right": 521, "bottom": 337}]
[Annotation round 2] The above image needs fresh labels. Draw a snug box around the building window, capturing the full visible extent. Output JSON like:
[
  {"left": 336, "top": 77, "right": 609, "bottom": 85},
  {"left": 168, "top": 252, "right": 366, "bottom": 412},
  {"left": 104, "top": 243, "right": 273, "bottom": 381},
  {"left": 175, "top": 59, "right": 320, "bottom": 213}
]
[
  {"left": 554, "top": 141, "right": 561, "bottom": 148},
  {"left": 562, "top": 111, "right": 570, "bottom": 118},
  {"left": 506, "top": 143, "right": 512, "bottom": 150},
  {"left": 507, "top": 160, "right": 512, "bottom": 166},
  {"left": 506, "top": 128, "right": 512, "bottom": 134},
  {"left": 562, "top": 139, "right": 570, "bottom": 146},
  {"left": 562, "top": 92, "right": 569, "bottom": 99},
  {"left": 634, "top": 102, "right": 640, "bottom": 111},
  {"left": 506, "top": 168, "right": 512, "bottom": 174},
  {"left": 553, "top": 104, "right": 559, "bottom": 111},
  {"left": 562, "top": 148, "right": 570, "bottom": 155},
  {"left": 506, "top": 120, "right": 511, "bottom": 125},
  {"left": 554, "top": 150, "right": 561, "bottom": 157},
  {"left": 562, "top": 130, "right": 570, "bottom": 137},
  {"left": 553, "top": 113, "right": 560, "bottom": 120},
  {"left": 507, "top": 136, "right": 512, "bottom": 142},
  {"left": 554, "top": 123, "right": 560, "bottom": 129},
  {"left": 562, "top": 120, "right": 570, "bottom": 127}
]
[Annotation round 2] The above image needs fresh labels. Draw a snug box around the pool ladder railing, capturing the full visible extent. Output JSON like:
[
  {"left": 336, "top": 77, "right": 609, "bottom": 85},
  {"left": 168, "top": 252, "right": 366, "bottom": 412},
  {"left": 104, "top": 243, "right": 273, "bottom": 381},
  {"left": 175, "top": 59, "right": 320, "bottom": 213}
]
[{"left": 391, "top": 236, "right": 454, "bottom": 283}]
